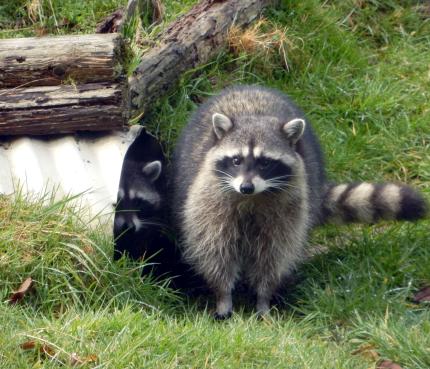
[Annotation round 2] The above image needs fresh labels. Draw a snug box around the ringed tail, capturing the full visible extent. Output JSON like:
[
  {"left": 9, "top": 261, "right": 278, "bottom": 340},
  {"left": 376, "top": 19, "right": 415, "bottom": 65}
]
[{"left": 322, "top": 182, "right": 428, "bottom": 224}]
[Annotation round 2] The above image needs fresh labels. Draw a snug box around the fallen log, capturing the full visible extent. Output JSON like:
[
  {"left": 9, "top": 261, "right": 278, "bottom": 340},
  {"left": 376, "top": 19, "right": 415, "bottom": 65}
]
[
  {"left": 128, "top": 0, "right": 272, "bottom": 114},
  {"left": 0, "top": 33, "right": 124, "bottom": 88},
  {"left": 0, "top": 83, "right": 124, "bottom": 135},
  {"left": 0, "top": 0, "right": 271, "bottom": 135},
  {"left": 0, "top": 33, "right": 126, "bottom": 135}
]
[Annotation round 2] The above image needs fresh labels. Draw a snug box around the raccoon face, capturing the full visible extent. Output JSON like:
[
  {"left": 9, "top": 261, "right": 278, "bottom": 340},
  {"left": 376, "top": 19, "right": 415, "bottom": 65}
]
[
  {"left": 211, "top": 113, "right": 305, "bottom": 196},
  {"left": 114, "top": 160, "right": 162, "bottom": 236}
]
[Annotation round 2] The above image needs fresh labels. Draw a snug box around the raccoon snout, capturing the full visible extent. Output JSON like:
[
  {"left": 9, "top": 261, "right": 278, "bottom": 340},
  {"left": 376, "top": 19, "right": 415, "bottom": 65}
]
[
  {"left": 240, "top": 182, "right": 255, "bottom": 195},
  {"left": 114, "top": 215, "right": 141, "bottom": 234},
  {"left": 115, "top": 222, "right": 135, "bottom": 235}
]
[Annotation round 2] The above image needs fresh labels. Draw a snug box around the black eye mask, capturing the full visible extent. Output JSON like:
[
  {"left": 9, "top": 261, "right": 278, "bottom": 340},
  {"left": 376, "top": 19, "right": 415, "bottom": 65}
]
[
  {"left": 257, "top": 158, "right": 292, "bottom": 181},
  {"left": 214, "top": 155, "right": 292, "bottom": 183}
]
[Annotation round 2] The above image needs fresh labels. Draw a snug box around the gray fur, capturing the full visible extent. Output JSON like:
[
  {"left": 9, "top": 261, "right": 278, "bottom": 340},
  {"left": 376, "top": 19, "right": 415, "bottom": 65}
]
[
  {"left": 171, "top": 85, "right": 324, "bottom": 317},
  {"left": 170, "top": 85, "right": 427, "bottom": 318}
]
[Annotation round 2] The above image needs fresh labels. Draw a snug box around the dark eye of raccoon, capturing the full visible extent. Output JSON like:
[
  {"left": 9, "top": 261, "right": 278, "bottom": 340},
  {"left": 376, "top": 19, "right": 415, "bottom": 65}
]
[
  {"left": 232, "top": 156, "right": 242, "bottom": 166},
  {"left": 258, "top": 158, "right": 270, "bottom": 169}
]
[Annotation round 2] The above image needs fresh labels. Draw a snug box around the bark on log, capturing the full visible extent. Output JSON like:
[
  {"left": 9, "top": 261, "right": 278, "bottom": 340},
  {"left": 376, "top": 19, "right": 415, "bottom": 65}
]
[
  {"left": 0, "top": 34, "right": 124, "bottom": 88},
  {"left": 128, "top": 0, "right": 272, "bottom": 114},
  {"left": 0, "top": 83, "right": 125, "bottom": 135}
]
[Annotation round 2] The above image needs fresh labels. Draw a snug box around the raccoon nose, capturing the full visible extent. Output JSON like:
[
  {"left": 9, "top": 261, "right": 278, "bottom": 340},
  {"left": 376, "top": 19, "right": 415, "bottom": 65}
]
[
  {"left": 114, "top": 216, "right": 136, "bottom": 235},
  {"left": 116, "top": 223, "right": 134, "bottom": 235},
  {"left": 240, "top": 182, "right": 255, "bottom": 195}
]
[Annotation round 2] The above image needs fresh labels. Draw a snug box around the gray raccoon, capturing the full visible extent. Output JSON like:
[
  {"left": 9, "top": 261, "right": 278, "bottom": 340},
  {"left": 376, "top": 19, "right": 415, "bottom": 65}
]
[{"left": 171, "top": 85, "right": 427, "bottom": 319}]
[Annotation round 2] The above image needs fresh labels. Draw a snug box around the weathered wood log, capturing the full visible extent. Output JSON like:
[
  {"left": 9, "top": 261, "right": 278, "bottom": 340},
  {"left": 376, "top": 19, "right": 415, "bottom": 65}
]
[
  {"left": 0, "top": 0, "right": 271, "bottom": 135},
  {"left": 0, "top": 34, "right": 124, "bottom": 88},
  {"left": 128, "top": 0, "right": 272, "bottom": 114},
  {"left": 0, "top": 83, "right": 125, "bottom": 135}
]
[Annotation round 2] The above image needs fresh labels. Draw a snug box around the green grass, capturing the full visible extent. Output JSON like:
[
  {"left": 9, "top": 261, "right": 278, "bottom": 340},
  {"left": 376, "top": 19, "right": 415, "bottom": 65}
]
[
  {"left": 1, "top": 0, "right": 430, "bottom": 368},
  {"left": 0, "top": 0, "right": 125, "bottom": 38},
  {"left": 0, "top": 0, "right": 197, "bottom": 38}
]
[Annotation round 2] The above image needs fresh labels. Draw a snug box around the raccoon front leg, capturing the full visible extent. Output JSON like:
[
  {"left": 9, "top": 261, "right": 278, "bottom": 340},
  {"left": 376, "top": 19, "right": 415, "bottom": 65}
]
[
  {"left": 205, "top": 253, "right": 239, "bottom": 320},
  {"left": 214, "top": 288, "right": 233, "bottom": 320},
  {"left": 184, "top": 241, "right": 239, "bottom": 319},
  {"left": 250, "top": 273, "right": 280, "bottom": 316},
  {"left": 189, "top": 256, "right": 238, "bottom": 319},
  {"left": 247, "top": 238, "right": 304, "bottom": 316},
  {"left": 181, "top": 196, "right": 240, "bottom": 318}
]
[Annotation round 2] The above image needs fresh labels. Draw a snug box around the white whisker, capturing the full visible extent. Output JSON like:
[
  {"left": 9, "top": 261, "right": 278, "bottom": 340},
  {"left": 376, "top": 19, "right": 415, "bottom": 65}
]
[{"left": 214, "top": 169, "right": 233, "bottom": 178}]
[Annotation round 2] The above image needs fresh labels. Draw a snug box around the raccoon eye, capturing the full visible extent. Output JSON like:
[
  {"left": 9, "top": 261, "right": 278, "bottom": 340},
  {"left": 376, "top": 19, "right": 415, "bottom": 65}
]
[
  {"left": 232, "top": 156, "right": 242, "bottom": 166},
  {"left": 258, "top": 158, "right": 270, "bottom": 168}
]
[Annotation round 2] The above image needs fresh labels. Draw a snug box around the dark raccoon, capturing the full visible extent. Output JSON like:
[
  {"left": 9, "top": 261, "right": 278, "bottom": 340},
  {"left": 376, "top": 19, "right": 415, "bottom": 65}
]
[
  {"left": 170, "top": 84, "right": 428, "bottom": 319},
  {"left": 113, "top": 128, "right": 205, "bottom": 290},
  {"left": 113, "top": 129, "right": 173, "bottom": 274}
]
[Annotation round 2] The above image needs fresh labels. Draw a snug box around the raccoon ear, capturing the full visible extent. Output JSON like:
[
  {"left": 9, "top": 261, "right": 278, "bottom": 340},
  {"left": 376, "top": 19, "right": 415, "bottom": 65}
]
[
  {"left": 142, "top": 160, "right": 162, "bottom": 182},
  {"left": 212, "top": 113, "right": 233, "bottom": 140},
  {"left": 282, "top": 118, "right": 305, "bottom": 143}
]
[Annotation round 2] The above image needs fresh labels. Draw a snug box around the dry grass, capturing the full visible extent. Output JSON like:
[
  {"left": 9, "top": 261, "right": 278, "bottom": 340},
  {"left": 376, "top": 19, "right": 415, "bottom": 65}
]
[
  {"left": 228, "top": 18, "right": 295, "bottom": 71},
  {"left": 26, "top": 0, "right": 42, "bottom": 23}
]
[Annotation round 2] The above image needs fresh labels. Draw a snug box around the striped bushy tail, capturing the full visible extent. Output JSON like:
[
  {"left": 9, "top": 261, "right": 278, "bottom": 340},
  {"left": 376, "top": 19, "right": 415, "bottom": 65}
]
[{"left": 322, "top": 182, "right": 428, "bottom": 224}]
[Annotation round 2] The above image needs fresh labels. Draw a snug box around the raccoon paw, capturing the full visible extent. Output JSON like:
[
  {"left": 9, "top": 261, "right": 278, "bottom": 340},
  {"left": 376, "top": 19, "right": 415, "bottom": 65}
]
[
  {"left": 256, "top": 310, "right": 270, "bottom": 320},
  {"left": 213, "top": 311, "right": 232, "bottom": 320},
  {"left": 256, "top": 299, "right": 270, "bottom": 317}
]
